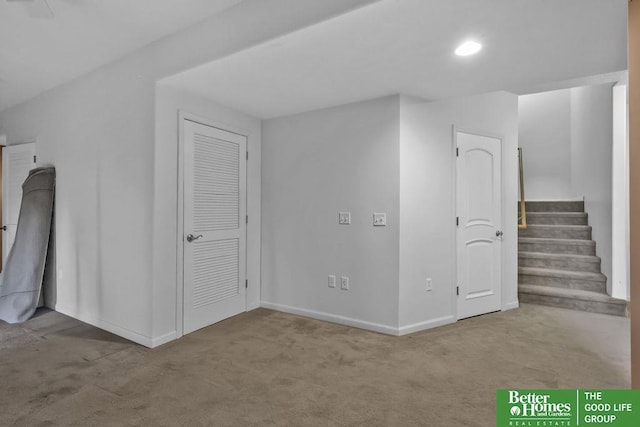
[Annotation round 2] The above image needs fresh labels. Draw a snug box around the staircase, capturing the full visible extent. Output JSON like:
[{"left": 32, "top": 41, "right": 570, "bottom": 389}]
[{"left": 518, "top": 201, "right": 627, "bottom": 316}]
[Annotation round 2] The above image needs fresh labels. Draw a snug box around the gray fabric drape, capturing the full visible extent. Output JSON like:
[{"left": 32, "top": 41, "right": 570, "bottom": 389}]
[{"left": 0, "top": 167, "right": 55, "bottom": 323}]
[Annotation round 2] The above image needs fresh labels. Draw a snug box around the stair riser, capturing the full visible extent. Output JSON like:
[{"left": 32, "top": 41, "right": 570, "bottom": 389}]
[
  {"left": 518, "top": 257, "right": 601, "bottom": 273},
  {"left": 519, "top": 273, "right": 605, "bottom": 293},
  {"left": 518, "top": 241, "right": 595, "bottom": 256},
  {"left": 519, "top": 293, "right": 627, "bottom": 317},
  {"left": 525, "top": 201, "right": 584, "bottom": 212},
  {"left": 519, "top": 228, "right": 591, "bottom": 240},
  {"left": 526, "top": 214, "right": 588, "bottom": 226}
]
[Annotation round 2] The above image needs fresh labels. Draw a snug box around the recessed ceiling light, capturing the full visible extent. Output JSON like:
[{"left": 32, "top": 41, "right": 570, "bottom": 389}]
[{"left": 455, "top": 41, "right": 482, "bottom": 57}]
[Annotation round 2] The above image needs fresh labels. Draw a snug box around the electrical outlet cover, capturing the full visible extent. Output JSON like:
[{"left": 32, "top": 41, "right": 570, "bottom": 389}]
[
  {"left": 339, "top": 212, "right": 351, "bottom": 225},
  {"left": 373, "top": 213, "right": 386, "bottom": 226},
  {"left": 340, "top": 276, "right": 349, "bottom": 290}
]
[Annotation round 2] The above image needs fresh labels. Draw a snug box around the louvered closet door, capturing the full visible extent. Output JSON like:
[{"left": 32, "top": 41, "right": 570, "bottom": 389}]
[{"left": 183, "top": 120, "right": 246, "bottom": 334}]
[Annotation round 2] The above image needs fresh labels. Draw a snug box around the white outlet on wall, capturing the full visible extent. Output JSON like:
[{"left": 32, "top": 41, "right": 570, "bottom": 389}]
[
  {"left": 339, "top": 212, "right": 351, "bottom": 225},
  {"left": 426, "top": 278, "right": 433, "bottom": 291},
  {"left": 340, "top": 276, "right": 349, "bottom": 290},
  {"left": 373, "top": 212, "right": 386, "bottom": 226},
  {"left": 328, "top": 275, "right": 336, "bottom": 288}
]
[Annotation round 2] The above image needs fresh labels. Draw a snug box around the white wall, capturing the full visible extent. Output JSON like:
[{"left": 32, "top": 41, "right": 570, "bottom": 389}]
[
  {"left": 399, "top": 92, "right": 519, "bottom": 331},
  {"left": 0, "top": 54, "right": 157, "bottom": 344},
  {"left": 0, "top": 0, "right": 380, "bottom": 346},
  {"left": 261, "top": 92, "right": 519, "bottom": 335},
  {"left": 518, "top": 89, "right": 572, "bottom": 199},
  {"left": 611, "top": 84, "right": 629, "bottom": 300},
  {"left": 261, "top": 96, "right": 401, "bottom": 332},
  {"left": 153, "top": 85, "right": 262, "bottom": 345},
  {"left": 571, "top": 84, "right": 614, "bottom": 293}
]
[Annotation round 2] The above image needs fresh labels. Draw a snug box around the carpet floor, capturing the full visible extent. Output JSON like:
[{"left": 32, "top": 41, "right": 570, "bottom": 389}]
[{"left": 0, "top": 303, "right": 630, "bottom": 426}]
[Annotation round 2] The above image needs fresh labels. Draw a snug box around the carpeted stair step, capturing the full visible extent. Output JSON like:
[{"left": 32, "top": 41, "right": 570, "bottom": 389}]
[
  {"left": 518, "top": 267, "right": 606, "bottom": 293},
  {"left": 518, "top": 284, "right": 627, "bottom": 317},
  {"left": 526, "top": 212, "right": 588, "bottom": 225},
  {"left": 525, "top": 201, "right": 584, "bottom": 213},
  {"left": 518, "top": 237, "right": 596, "bottom": 255},
  {"left": 519, "top": 252, "right": 601, "bottom": 273},
  {"left": 519, "top": 224, "right": 591, "bottom": 240}
]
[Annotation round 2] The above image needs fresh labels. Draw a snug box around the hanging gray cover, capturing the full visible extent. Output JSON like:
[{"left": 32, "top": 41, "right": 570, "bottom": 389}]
[{"left": 0, "top": 167, "right": 55, "bottom": 323}]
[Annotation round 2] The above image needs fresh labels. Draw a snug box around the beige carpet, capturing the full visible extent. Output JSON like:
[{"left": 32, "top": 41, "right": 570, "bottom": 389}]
[{"left": 0, "top": 303, "right": 630, "bottom": 426}]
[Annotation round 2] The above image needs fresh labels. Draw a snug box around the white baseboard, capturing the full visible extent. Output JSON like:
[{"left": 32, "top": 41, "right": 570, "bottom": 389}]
[
  {"left": 397, "top": 315, "right": 456, "bottom": 336},
  {"left": 503, "top": 300, "right": 520, "bottom": 311},
  {"left": 55, "top": 304, "right": 153, "bottom": 348},
  {"left": 247, "top": 301, "right": 261, "bottom": 311},
  {"left": 260, "top": 301, "right": 398, "bottom": 335},
  {"left": 150, "top": 331, "right": 177, "bottom": 348}
]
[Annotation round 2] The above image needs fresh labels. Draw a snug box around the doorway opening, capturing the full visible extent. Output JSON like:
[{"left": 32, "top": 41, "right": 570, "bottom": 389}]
[{"left": 1, "top": 141, "right": 37, "bottom": 272}]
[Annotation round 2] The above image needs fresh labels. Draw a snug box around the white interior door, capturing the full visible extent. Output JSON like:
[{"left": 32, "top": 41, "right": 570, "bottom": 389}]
[
  {"left": 183, "top": 119, "right": 247, "bottom": 335},
  {"left": 2, "top": 143, "right": 36, "bottom": 268},
  {"left": 456, "top": 131, "right": 502, "bottom": 319}
]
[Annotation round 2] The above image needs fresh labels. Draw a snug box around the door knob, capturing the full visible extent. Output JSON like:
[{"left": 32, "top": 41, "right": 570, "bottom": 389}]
[
  {"left": 495, "top": 230, "right": 504, "bottom": 237},
  {"left": 186, "top": 234, "right": 203, "bottom": 242},
  {"left": 1, "top": 226, "right": 6, "bottom": 231}
]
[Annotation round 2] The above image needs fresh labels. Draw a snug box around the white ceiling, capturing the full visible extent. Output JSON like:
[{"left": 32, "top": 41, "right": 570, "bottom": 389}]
[
  {"left": 164, "top": 0, "right": 628, "bottom": 119},
  {"left": 0, "top": 0, "right": 244, "bottom": 112}
]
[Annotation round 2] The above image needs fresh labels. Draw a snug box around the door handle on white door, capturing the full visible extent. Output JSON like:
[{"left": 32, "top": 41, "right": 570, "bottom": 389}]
[
  {"left": 1, "top": 226, "right": 6, "bottom": 231},
  {"left": 186, "top": 234, "right": 203, "bottom": 242},
  {"left": 495, "top": 230, "right": 504, "bottom": 237}
]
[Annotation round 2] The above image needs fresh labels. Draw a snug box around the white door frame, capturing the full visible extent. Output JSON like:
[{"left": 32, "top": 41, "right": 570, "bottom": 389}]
[
  {"left": 451, "top": 126, "right": 505, "bottom": 320},
  {"left": 176, "top": 110, "right": 249, "bottom": 338},
  {"left": 0, "top": 135, "right": 5, "bottom": 270}
]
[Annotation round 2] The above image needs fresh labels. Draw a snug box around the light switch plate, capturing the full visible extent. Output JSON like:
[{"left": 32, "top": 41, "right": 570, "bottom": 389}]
[
  {"left": 340, "top": 276, "right": 349, "bottom": 290},
  {"left": 426, "top": 278, "right": 433, "bottom": 291},
  {"left": 328, "top": 275, "right": 336, "bottom": 288},
  {"left": 373, "top": 213, "right": 386, "bottom": 226},
  {"left": 339, "top": 212, "right": 351, "bottom": 225}
]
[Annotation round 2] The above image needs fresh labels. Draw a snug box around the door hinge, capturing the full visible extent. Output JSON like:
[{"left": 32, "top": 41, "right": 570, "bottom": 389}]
[
  {"left": 245, "top": 279, "right": 248, "bottom": 289},
  {"left": 456, "top": 217, "right": 459, "bottom": 226},
  {"left": 33, "top": 155, "right": 36, "bottom": 163},
  {"left": 246, "top": 151, "right": 249, "bottom": 160},
  {"left": 246, "top": 215, "right": 248, "bottom": 224},
  {"left": 456, "top": 286, "right": 459, "bottom": 296},
  {"left": 456, "top": 147, "right": 459, "bottom": 157}
]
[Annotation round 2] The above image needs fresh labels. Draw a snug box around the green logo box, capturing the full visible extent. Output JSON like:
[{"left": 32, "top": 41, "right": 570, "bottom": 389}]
[{"left": 497, "top": 389, "right": 640, "bottom": 426}]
